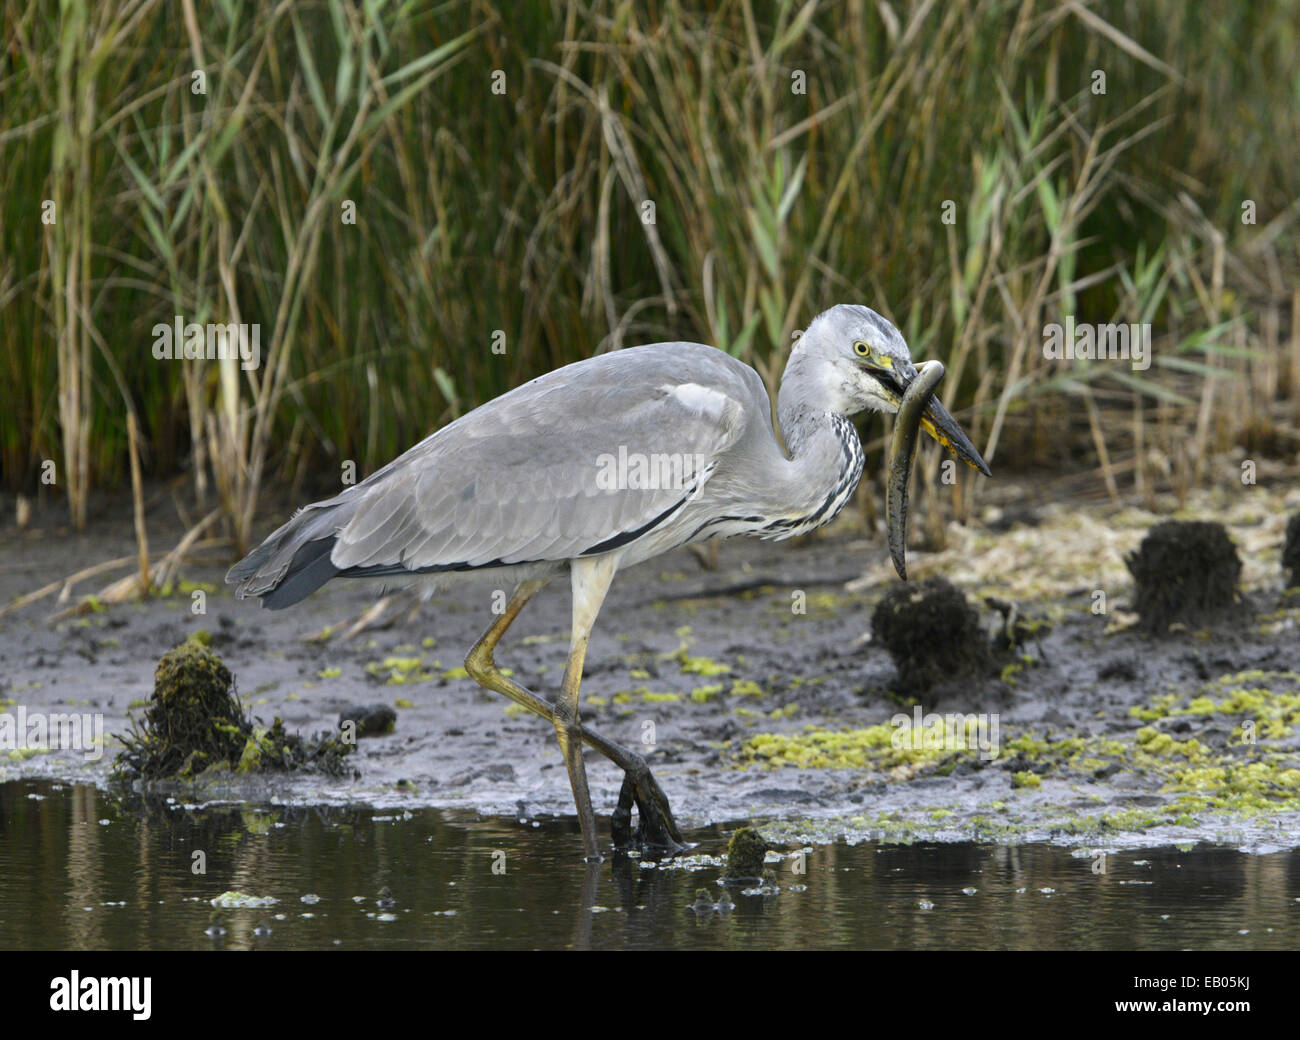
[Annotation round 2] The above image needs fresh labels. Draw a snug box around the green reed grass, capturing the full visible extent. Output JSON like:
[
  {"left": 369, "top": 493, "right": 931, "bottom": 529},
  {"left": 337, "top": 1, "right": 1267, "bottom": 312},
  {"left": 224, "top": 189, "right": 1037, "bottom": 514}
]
[{"left": 0, "top": 0, "right": 1296, "bottom": 543}]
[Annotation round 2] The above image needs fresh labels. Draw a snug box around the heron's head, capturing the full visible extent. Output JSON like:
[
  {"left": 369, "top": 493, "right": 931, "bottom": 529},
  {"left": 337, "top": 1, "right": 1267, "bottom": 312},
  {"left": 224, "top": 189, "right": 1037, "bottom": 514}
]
[{"left": 795, "top": 304, "right": 991, "bottom": 476}]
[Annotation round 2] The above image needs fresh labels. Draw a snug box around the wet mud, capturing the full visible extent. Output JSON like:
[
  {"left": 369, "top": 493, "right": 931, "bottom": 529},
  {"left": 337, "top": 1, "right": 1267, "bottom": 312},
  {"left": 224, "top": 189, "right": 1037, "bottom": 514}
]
[{"left": 2, "top": 480, "right": 1299, "bottom": 855}]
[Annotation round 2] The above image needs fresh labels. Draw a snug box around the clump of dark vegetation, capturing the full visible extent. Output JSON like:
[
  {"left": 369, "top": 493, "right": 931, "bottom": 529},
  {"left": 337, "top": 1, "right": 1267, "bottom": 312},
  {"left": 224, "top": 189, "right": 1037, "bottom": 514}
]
[
  {"left": 720, "top": 826, "right": 770, "bottom": 883},
  {"left": 872, "top": 578, "right": 993, "bottom": 695},
  {"left": 116, "top": 639, "right": 246, "bottom": 778},
  {"left": 116, "top": 638, "right": 354, "bottom": 780},
  {"left": 1283, "top": 514, "right": 1300, "bottom": 588},
  {"left": 1125, "top": 521, "right": 1242, "bottom": 633},
  {"left": 339, "top": 703, "right": 397, "bottom": 737}
]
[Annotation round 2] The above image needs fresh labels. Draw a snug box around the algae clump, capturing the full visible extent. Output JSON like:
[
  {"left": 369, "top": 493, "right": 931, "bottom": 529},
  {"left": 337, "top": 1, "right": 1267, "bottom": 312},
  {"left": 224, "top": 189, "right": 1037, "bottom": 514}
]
[
  {"left": 116, "top": 638, "right": 355, "bottom": 780},
  {"left": 116, "top": 638, "right": 249, "bottom": 778},
  {"left": 721, "top": 827, "right": 770, "bottom": 882}
]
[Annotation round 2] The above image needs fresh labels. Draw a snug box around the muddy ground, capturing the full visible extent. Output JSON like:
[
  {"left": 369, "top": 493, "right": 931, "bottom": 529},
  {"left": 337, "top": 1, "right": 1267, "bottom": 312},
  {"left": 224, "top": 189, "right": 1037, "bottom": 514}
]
[{"left": 2, "top": 473, "right": 1298, "bottom": 854}]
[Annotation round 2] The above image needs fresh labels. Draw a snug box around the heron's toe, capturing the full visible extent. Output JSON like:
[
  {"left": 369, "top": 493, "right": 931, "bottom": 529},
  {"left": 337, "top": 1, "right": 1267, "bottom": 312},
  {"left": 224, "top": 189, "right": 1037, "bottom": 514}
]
[{"left": 611, "top": 767, "right": 686, "bottom": 854}]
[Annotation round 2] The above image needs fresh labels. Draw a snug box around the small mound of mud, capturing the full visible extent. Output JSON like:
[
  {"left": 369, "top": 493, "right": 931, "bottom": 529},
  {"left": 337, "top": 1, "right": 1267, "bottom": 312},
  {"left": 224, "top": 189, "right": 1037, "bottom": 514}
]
[
  {"left": 116, "top": 638, "right": 354, "bottom": 780},
  {"left": 1125, "top": 520, "right": 1241, "bottom": 632},
  {"left": 871, "top": 577, "right": 992, "bottom": 695},
  {"left": 339, "top": 703, "right": 397, "bottom": 738},
  {"left": 1283, "top": 514, "right": 1300, "bottom": 588},
  {"left": 720, "top": 826, "right": 770, "bottom": 883}
]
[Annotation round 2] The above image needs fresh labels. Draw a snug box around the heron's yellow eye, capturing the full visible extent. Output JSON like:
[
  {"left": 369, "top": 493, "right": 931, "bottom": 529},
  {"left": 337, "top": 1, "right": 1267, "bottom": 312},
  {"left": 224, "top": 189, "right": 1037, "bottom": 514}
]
[{"left": 853, "top": 341, "right": 870, "bottom": 357}]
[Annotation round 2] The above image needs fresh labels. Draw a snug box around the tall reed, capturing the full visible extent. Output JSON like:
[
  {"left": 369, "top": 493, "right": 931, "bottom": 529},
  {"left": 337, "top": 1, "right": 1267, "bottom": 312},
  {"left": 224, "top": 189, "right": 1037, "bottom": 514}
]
[{"left": 0, "top": 0, "right": 1294, "bottom": 541}]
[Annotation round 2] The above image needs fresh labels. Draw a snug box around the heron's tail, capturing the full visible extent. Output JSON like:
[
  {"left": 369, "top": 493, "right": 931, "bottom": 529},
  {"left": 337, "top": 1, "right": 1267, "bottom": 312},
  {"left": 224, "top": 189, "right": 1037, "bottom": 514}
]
[{"left": 226, "top": 496, "right": 353, "bottom": 609}]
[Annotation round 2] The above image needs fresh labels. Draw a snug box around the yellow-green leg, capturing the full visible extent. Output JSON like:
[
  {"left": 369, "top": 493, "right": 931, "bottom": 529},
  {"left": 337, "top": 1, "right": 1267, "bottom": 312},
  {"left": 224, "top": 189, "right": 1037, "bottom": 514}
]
[{"left": 463, "top": 567, "right": 684, "bottom": 858}]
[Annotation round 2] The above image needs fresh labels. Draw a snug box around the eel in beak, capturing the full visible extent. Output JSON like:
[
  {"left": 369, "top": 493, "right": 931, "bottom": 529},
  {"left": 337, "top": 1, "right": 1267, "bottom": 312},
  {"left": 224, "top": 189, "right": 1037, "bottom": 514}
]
[{"left": 885, "top": 360, "right": 990, "bottom": 580}]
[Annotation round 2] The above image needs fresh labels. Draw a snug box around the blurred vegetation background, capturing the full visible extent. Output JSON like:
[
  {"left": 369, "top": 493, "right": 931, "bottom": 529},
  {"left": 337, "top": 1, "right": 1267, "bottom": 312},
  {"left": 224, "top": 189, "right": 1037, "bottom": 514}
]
[{"left": 1, "top": 0, "right": 1297, "bottom": 552}]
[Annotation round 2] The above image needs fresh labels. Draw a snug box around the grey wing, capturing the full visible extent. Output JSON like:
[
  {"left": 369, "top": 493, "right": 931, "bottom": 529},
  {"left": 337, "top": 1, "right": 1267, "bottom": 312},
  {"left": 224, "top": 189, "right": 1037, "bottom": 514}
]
[{"left": 329, "top": 348, "right": 754, "bottom": 575}]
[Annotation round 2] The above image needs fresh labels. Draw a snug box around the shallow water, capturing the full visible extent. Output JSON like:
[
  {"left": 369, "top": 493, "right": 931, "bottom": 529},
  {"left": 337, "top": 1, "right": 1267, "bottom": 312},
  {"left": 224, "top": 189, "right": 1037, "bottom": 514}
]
[{"left": 1, "top": 779, "right": 1296, "bottom": 950}]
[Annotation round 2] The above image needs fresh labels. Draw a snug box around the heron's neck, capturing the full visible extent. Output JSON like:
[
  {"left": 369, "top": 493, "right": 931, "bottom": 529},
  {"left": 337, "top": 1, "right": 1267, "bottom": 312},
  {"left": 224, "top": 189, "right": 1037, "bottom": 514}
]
[
  {"left": 772, "top": 357, "right": 866, "bottom": 525},
  {"left": 778, "top": 404, "right": 835, "bottom": 458},
  {"left": 777, "top": 356, "right": 852, "bottom": 458},
  {"left": 766, "top": 397, "right": 864, "bottom": 538},
  {"left": 777, "top": 400, "right": 861, "bottom": 487}
]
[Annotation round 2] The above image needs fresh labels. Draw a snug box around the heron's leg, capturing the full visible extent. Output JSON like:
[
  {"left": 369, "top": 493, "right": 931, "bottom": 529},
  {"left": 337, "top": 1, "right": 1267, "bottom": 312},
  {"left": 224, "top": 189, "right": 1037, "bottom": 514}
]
[
  {"left": 464, "top": 580, "right": 636, "bottom": 758},
  {"left": 550, "top": 557, "right": 620, "bottom": 860},
  {"left": 464, "top": 577, "right": 555, "bottom": 718},
  {"left": 560, "top": 558, "right": 685, "bottom": 854},
  {"left": 464, "top": 575, "right": 684, "bottom": 855}
]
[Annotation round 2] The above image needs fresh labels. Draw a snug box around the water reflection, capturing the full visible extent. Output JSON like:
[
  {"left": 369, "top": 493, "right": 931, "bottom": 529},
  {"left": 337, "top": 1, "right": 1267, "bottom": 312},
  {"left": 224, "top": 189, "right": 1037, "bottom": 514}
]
[{"left": 0, "top": 780, "right": 1295, "bottom": 950}]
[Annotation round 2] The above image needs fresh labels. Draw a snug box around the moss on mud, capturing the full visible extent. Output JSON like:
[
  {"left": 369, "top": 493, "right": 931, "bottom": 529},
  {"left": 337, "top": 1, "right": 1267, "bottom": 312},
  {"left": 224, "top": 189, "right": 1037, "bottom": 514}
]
[
  {"left": 115, "top": 637, "right": 354, "bottom": 781},
  {"left": 721, "top": 827, "right": 771, "bottom": 882},
  {"left": 731, "top": 668, "right": 1300, "bottom": 841}
]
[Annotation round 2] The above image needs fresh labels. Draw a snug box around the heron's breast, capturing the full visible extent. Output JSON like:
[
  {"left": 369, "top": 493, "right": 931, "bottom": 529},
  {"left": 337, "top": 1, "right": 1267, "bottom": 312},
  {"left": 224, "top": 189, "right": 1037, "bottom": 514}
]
[
  {"left": 757, "top": 417, "right": 864, "bottom": 539},
  {"left": 674, "top": 415, "right": 865, "bottom": 545}
]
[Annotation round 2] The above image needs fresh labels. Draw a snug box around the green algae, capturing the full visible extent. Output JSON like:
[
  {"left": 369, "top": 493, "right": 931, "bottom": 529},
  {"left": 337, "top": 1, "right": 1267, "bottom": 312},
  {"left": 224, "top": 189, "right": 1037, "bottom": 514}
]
[
  {"left": 680, "top": 655, "right": 731, "bottom": 677},
  {"left": 1000, "top": 654, "right": 1038, "bottom": 687},
  {"left": 210, "top": 891, "right": 277, "bottom": 909},
  {"left": 177, "top": 580, "right": 218, "bottom": 596},
  {"left": 667, "top": 624, "right": 732, "bottom": 677},
  {"left": 690, "top": 684, "right": 724, "bottom": 703},
  {"left": 721, "top": 827, "right": 770, "bottom": 881},
  {"left": 735, "top": 722, "right": 969, "bottom": 771},
  {"left": 366, "top": 655, "right": 441, "bottom": 684},
  {"left": 730, "top": 679, "right": 764, "bottom": 697},
  {"left": 1127, "top": 670, "right": 1300, "bottom": 738},
  {"left": 729, "top": 670, "right": 1300, "bottom": 842},
  {"left": 116, "top": 638, "right": 354, "bottom": 781}
]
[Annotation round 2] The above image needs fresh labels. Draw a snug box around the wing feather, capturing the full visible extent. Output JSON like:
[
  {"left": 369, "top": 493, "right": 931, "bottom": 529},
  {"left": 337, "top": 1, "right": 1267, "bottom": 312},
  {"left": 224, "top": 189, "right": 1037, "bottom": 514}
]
[{"left": 329, "top": 343, "right": 759, "bottom": 575}]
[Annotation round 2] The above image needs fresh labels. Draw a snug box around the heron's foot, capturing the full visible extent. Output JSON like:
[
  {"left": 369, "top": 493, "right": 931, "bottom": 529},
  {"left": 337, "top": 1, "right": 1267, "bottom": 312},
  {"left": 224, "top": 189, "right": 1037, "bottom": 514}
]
[{"left": 611, "top": 762, "right": 686, "bottom": 854}]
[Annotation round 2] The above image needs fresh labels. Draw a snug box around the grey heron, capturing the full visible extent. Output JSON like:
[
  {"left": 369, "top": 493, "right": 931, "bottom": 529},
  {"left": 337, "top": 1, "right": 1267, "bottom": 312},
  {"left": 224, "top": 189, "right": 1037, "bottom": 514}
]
[{"left": 227, "top": 304, "right": 990, "bottom": 859}]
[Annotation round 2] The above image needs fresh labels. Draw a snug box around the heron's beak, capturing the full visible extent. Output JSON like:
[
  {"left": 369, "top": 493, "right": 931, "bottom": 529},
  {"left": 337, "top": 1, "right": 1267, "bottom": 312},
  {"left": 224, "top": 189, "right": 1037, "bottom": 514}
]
[
  {"left": 914, "top": 394, "right": 992, "bottom": 478},
  {"left": 866, "top": 361, "right": 991, "bottom": 477},
  {"left": 880, "top": 360, "right": 990, "bottom": 580}
]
